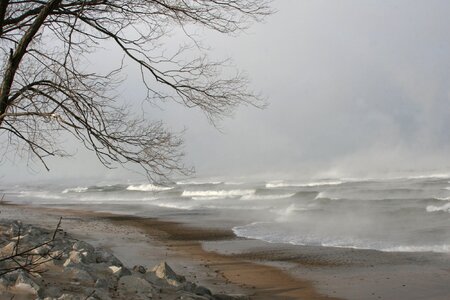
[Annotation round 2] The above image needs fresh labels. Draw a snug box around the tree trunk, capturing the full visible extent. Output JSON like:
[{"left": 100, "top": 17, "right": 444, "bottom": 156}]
[{"left": 0, "top": 0, "right": 61, "bottom": 126}]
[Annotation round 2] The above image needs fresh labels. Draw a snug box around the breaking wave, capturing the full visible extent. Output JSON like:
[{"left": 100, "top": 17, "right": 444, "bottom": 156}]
[
  {"left": 62, "top": 187, "right": 88, "bottom": 194},
  {"left": 181, "top": 189, "right": 255, "bottom": 198},
  {"left": 426, "top": 203, "right": 450, "bottom": 213},
  {"left": 126, "top": 184, "right": 173, "bottom": 192}
]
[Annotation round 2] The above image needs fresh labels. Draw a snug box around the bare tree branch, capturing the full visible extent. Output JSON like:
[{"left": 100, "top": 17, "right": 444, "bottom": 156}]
[{"left": 0, "top": 0, "right": 272, "bottom": 181}]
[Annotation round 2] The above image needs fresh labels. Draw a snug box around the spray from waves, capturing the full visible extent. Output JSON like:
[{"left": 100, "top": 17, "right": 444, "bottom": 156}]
[
  {"left": 240, "top": 193, "right": 295, "bottom": 201},
  {"left": 314, "top": 192, "right": 341, "bottom": 200},
  {"left": 266, "top": 180, "right": 343, "bottom": 188},
  {"left": 273, "top": 204, "right": 313, "bottom": 222},
  {"left": 426, "top": 203, "right": 450, "bottom": 213},
  {"left": 181, "top": 189, "right": 255, "bottom": 198},
  {"left": 126, "top": 184, "right": 173, "bottom": 192},
  {"left": 62, "top": 187, "right": 88, "bottom": 194}
]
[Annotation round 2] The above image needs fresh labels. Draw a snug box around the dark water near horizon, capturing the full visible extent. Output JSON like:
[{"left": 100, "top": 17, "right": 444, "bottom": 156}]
[{"left": 2, "top": 174, "right": 450, "bottom": 253}]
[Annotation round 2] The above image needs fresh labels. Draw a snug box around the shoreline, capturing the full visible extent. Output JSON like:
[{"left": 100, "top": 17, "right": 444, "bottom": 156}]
[
  {"left": 1, "top": 202, "right": 449, "bottom": 299},
  {"left": 0, "top": 202, "right": 337, "bottom": 299},
  {"left": 101, "top": 214, "right": 337, "bottom": 299}
]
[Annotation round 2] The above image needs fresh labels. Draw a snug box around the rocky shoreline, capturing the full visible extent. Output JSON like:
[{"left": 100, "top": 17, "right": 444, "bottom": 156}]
[{"left": 0, "top": 220, "right": 248, "bottom": 300}]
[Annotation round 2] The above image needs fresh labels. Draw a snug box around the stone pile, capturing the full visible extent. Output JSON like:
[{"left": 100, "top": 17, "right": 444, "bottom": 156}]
[{"left": 0, "top": 220, "right": 248, "bottom": 300}]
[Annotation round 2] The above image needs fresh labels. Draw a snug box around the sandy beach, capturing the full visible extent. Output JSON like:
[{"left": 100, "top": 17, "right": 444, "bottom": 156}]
[{"left": 1, "top": 202, "right": 449, "bottom": 300}]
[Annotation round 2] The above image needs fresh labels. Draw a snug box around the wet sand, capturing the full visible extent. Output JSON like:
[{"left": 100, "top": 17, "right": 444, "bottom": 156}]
[
  {"left": 0, "top": 203, "right": 337, "bottom": 299},
  {"left": 102, "top": 214, "right": 337, "bottom": 299},
  {"left": 1, "top": 202, "right": 449, "bottom": 299}
]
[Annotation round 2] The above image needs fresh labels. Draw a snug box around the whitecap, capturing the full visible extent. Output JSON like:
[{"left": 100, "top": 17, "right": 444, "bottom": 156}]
[
  {"left": 181, "top": 189, "right": 255, "bottom": 198},
  {"left": 62, "top": 187, "right": 88, "bottom": 194},
  {"left": 126, "top": 184, "right": 173, "bottom": 192},
  {"left": 426, "top": 203, "right": 450, "bottom": 213}
]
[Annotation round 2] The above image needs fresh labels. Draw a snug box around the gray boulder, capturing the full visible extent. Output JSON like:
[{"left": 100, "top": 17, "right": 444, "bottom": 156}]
[
  {"left": 133, "top": 265, "right": 147, "bottom": 274},
  {"left": 67, "top": 267, "right": 94, "bottom": 283},
  {"left": 72, "top": 241, "right": 95, "bottom": 253},
  {"left": 14, "top": 271, "right": 41, "bottom": 295},
  {"left": 152, "top": 261, "right": 186, "bottom": 286},
  {"left": 194, "top": 285, "right": 212, "bottom": 297},
  {"left": 118, "top": 275, "right": 154, "bottom": 294},
  {"left": 108, "top": 265, "right": 131, "bottom": 277},
  {"left": 94, "top": 249, "right": 122, "bottom": 266}
]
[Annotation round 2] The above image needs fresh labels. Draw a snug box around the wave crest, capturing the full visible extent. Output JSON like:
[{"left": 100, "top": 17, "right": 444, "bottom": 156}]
[
  {"left": 182, "top": 189, "right": 255, "bottom": 198},
  {"left": 426, "top": 203, "right": 450, "bottom": 213},
  {"left": 126, "top": 184, "right": 173, "bottom": 192},
  {"left": 62, "top": 187, "right": 88, "bottom": 194}
]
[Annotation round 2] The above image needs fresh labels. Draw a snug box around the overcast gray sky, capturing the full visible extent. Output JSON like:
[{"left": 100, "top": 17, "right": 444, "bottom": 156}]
[{"left": 2, "top": 0, "right": 450, "bottom": 183}]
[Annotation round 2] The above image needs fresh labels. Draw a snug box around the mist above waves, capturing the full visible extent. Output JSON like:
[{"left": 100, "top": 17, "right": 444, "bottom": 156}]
[{"left": 3, "top": 174, "right": 450, "bottom": 253}]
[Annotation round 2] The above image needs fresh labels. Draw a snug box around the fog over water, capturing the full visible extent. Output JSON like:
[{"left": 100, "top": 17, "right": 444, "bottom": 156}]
[{"left": 2, "top": 0, "right": 450, "bottom": 182}]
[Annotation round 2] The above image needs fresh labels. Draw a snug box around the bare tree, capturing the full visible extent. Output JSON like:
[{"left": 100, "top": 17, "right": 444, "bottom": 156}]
[{"left": 0, "top": 0, "right": 271, "bottom": 180}]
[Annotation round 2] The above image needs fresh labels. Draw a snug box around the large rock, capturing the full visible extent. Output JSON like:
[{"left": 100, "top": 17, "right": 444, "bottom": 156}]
[
  {"left": 152, "top": 261, "right": 186, "bottom": 286},
  {"left": 109, "top": 265, "right": 132, "bottom": 277},
  {"left": 72, "top": 241, "right": 95, "bottom": 253},
  {"left": 194, "top": 285, "right": 212, "bottom": 297},
  {"left": 67, "top": 267, "right": 94, "bottom": 283},
  {"left": 94, "top": 278, "right": 109, "bottom": 289},
  {"left": 133, "top": 265, "right": 146, "bottom": 274},
  {"left": 31, "top": 244, "right": 52, "bottom": 255},
  {"left": 1, "top": 270, "right": 20, "bottom": 284},
  {"left": 6, "top": 220, "right": 22, "bottom": 236},
  {"left": 14, "top": 271, "right": 41, "bottom": 295},
  {"left": 63, "top": 250, "right": 83, "bottom": 266},
  {"left": 94, "top": 249, "right": 122, "bottom": 266},
  {"left": 118, "top": 275, "right": 154, "bottom": 294}
]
